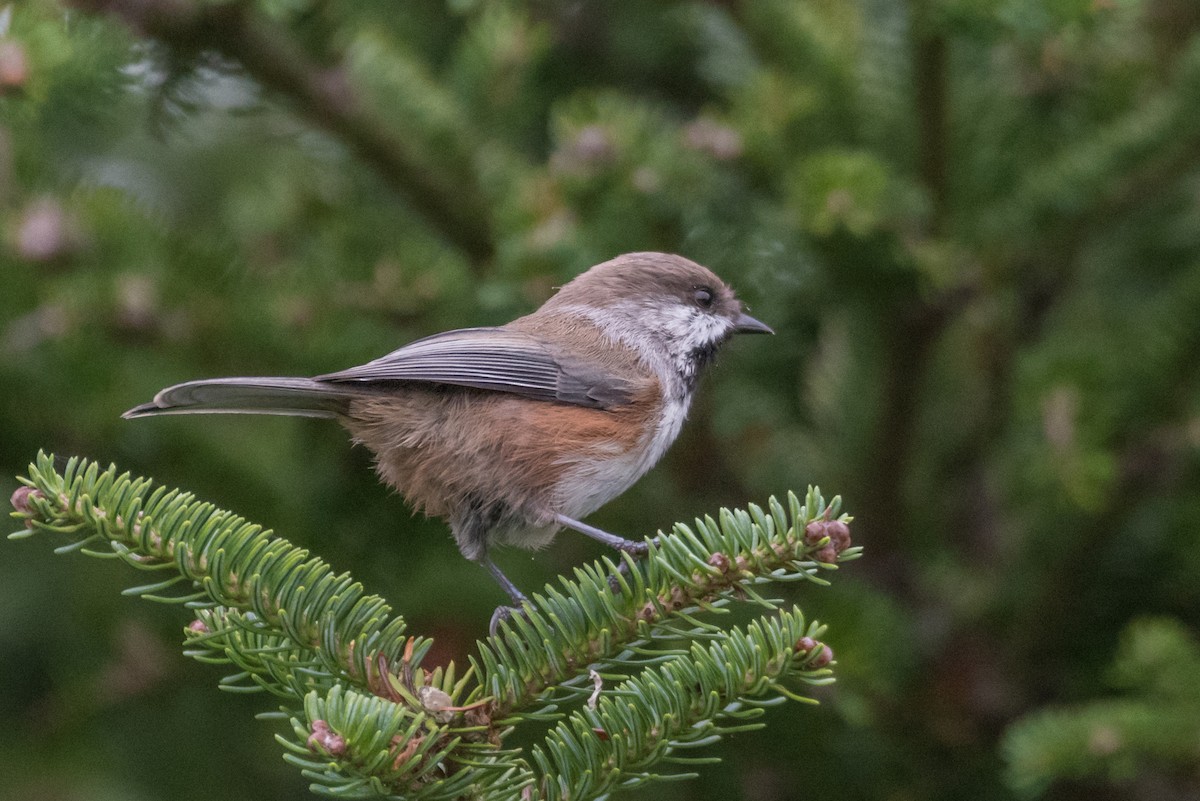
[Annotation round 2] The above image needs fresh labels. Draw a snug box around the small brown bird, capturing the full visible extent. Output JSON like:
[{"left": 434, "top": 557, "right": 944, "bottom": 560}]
[{"left": 126, "top": 252, "right": 772, "bottom": 626}]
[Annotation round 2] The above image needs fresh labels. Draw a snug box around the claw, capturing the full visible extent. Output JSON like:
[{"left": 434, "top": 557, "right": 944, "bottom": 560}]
[
  {"left": 605, "top": 536, "right": 660, "bottom": 592},
  {"left": 617, "top": 538, "right": 649, "bottom": 555},
  {"left": 489, "top": 604, "right": 524, "bottom": 636}
]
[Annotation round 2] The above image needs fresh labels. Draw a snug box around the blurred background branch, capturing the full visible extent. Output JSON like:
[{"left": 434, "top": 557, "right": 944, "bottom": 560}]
[{"left": 68, "top": 0, "right": 494, "bottom": 262}]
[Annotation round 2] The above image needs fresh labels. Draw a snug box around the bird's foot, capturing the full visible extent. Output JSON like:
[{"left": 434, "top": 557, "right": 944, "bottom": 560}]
[
  {"left": 621, "top": 532, "right": 660, "bottom": 556},
  {"left": 489, "top": 604, "right": 526, "bottom": 636},
  {"left": 615, "top": 537, "right": 650, "bottom": 555},
  {"left": 605, "top": 535, "right": 660, "bottom": 592},
  {"left": 477, "top": 556, "right": 530, "bottom": 635}
]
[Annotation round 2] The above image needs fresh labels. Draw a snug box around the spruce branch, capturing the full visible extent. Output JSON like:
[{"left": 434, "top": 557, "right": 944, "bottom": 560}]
[
  {"left": 526, "top": 608, "right": 834, "bottom": 801},
  {"left": 8, "top": 452, "right": 421, "bottom": 705},
  {"left": 10, "top": 453, "right": 857, "bottom": 799},
  {"left": 473, "top": 493, "right": 856, "bottom": 717}
]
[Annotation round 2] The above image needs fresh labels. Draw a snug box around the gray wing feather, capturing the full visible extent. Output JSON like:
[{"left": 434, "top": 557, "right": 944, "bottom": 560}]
[
  {"left": 123, "top": 377, "right": 351, "bottom": 419},
  {"left": 316, "top": 327, "right": 633, "bottom": 408},
  {"left": 126, "top": 328, "right": 636, "bottom": 420}
]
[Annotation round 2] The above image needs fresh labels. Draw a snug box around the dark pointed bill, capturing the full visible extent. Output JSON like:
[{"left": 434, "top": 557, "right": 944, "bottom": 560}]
[{"left": 733, "top": 312, "right": 774, "bottom": 335}]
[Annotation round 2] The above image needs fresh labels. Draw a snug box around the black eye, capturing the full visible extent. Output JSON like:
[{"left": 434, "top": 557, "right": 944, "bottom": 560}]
[{"left": 693, "top": 287, "right": 714, "bottom": 309}]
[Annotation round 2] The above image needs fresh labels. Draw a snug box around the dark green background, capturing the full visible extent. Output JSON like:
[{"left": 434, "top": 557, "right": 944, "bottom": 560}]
[{"left": 3, "top": 1, "right": 1199, "bottom": 799}]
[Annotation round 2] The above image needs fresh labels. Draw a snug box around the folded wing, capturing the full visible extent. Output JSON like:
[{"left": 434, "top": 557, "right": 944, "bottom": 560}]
[{"left": 317, "top": 327, "right": 635, "bottom": 409}]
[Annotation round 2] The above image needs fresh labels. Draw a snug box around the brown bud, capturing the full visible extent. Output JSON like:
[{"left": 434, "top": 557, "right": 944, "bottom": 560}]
[
  {"left": 307, "top": 719, "right": 347, "bottom": 756},
  {"left": 706, "top": 551, "right": 731, "bottom": 573},
  {"left": 10, "top": 485, "right": 43, "bottom": 515},
  {"left": 592, "top": 727, "right": 610, "bottom": 741},
  {"left": 797, "top": 636, "right": 833, "bottom": 667},
  {"left": 463, "top": 701, "right": 494, "bottom": 731},
  {"left": 809, "top": 644, "right": 834, "bottom": 668},
  {"left": 814, "top": 545, "right": 837, "bottom": 564},
  {"left": 804, "top": 520, "right": 828, "bottom": 545},
  {"left": 826, "top": 520, "right": 852, "bottom": 552}
]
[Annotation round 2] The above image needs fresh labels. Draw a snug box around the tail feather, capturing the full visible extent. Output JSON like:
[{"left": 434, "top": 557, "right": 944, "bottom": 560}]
[{"left": 123, "top": 377, "right": 354, "bottom": 419}]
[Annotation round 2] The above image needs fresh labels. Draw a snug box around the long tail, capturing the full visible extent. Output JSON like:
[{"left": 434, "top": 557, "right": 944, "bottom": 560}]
[{"left": 123, "top": 377, "right": 356, "bottom": 419}]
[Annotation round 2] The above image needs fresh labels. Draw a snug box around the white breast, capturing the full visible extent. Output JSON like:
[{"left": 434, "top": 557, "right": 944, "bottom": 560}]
[
  {"left": 552, "top": 394, "right": 691, "bottom": 518},
  {"left": 547, "top": 300, "right": 704, "bottom": 518}
]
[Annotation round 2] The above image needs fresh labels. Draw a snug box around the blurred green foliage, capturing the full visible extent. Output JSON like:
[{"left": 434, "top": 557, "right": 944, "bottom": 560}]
[
  {"left": 1004, "top": 617, "right": 1200, "bottom": 798},
  {"left": 2, "top": 1, "right": 1199, "bottom": 800}
]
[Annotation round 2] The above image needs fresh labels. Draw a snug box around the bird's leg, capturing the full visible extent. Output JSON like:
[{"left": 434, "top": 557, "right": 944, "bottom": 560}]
[
  {"left": 551, "top": 514, "right": 663, "bottom": 594},
  {"left": 454, "top": 499, "right": 532, "bottom": 634},
  {"left": 477, "top": 555, "right": 528, "bottom": 636},
  {"left": 554, "top": 512, "right": 652, "bottom": 555},
  {"left": 481, "top": 555, "right": 527, "bottom": 603}
]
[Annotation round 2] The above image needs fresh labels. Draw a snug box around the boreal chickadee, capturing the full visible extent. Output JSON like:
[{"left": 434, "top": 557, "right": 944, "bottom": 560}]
[{"left": 126, "top": 252, "right": 772, "bottom": 629}]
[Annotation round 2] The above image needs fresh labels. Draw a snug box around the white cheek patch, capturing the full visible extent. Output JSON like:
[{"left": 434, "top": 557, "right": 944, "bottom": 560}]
[
  {"left": 688, "top": 312, "right": 732, "bottom": 352},
  {"left": 556, "top": 299, "right": 732, "bottom": 394},
  {"left": 654, "top": 304, "right": 733, "bottom": 376},
  {"left": 655, "top": 305, "right": 730, "bottom": 345}
]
